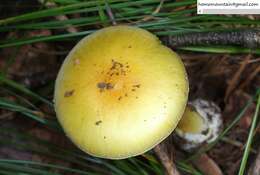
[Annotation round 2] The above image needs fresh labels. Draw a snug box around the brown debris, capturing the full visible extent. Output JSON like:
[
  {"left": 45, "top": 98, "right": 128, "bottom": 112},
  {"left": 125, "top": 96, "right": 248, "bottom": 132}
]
[
  {"left": 248, "top": 147, "right": 260, "bottom": 175},
  {"left": 224, "top": 90, "right": 255, "bottom": 128},
  {"left": 154, "top": 143, "right": 180, "bottom": 175},
  {"left": 206, "top": 90, "right": 256, "bottom": 175},
  {"left": 133, "top": 84, "right": 141, "bottom": 88},
  {"left": 95, "top": 120, "right": 102, "bottom": 125},
  {"left": 64, "top": 90, "right": 74, "bottom": 97},
  {"left": 38, "top": 0, "right": 78, "bottom": 33},
  {"left": 0, "top": 30, "right": 58, "bottom": 88},
  {"left": 239, "top": 65, "right": 260, "bottom": 90},
  {"left": 225, "top": 54, "right": 251, "bottom": 101},
  {"left": 192, "top": 153, "right": 223, "bottom": 175},
  {"left": 0, "top": 111, "right": 14, "bottom": 120}
]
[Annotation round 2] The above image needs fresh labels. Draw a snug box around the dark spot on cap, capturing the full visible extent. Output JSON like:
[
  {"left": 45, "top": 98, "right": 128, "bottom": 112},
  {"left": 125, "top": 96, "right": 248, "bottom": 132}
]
[
  {"left": 128, "top": 45, "right": 132, "bottom": 48},
  {"left": 95, "top": 120, "right": 102, "bottom": 125},
  {"left": 118, "top": 96, "right": 122, "bottom": 101},
  {"left": 104, "top": 136, "right": 106, "bottom": 139},
  {"left": 132, "top": 89, "right": 136, "bottom": 92},
  {"left": 111, "top": 60, "right": 124, "bottom": 70},
  {"left": 125, "top": 93, "right": 128, "bottom": 97},
  {"left": 97, "top": 82, "right": 107, "bottom": 89},
  {"left": 133, "top": 84, "right": 141, "bottom": 88},
  {"left": 106, "top": 83, "right": 114, "bottom": 90},
  {"left": 97, "top": 82, "right": 114, "bottom": 90},
  {"left": 64, "top": 90, "right": 75, "bottom": 97}
]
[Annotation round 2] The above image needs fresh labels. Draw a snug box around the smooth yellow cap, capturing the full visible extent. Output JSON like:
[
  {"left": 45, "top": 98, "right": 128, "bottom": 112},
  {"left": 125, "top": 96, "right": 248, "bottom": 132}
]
[
  {"left": 54, "top": 26, "right": 189, "bottom": 159},
  {"left": 177, "top": 106, "right": 205, "bottom": 134}
]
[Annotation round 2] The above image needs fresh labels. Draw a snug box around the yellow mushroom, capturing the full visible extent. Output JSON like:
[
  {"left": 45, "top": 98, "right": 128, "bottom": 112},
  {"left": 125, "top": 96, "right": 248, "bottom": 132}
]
[
  {"left": 175, "top": 99, "right": 223, "bottom": 151},
  {"left": 54, "top": 26, "right": 189, "bottom": 159}
]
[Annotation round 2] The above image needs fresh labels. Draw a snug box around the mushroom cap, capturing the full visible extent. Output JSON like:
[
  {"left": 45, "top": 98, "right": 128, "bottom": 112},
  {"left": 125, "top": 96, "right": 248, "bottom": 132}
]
[
  {"left": 175, "top": 99, "right": 223, "bottom": 151},
  {"left": 54, "top": 26, "right": 189, "bottom": 159}
]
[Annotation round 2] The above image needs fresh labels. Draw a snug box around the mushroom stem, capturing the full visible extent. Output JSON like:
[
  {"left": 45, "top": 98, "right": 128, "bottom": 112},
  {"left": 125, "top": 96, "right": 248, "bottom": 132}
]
[{"left": 154, "top": 144, "right": 180, "bottom": 175}]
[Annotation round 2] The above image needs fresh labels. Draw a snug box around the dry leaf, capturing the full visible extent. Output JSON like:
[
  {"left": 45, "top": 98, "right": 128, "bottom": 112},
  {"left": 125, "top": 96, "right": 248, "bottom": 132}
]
[{"left": 192, "top": 153, "right": 223, "bottom": 175}]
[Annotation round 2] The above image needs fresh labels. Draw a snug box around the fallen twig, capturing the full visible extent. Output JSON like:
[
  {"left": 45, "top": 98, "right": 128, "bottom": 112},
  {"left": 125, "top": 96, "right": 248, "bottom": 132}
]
[
  {"left": 164, "top": 30, "right": 260, "bottom": 49},
  {"left": 154, "top": 144, "right": 180, "bottom": 175},
  {"left": 225, "top": 54, "right": 251, "bottom": 101}
]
